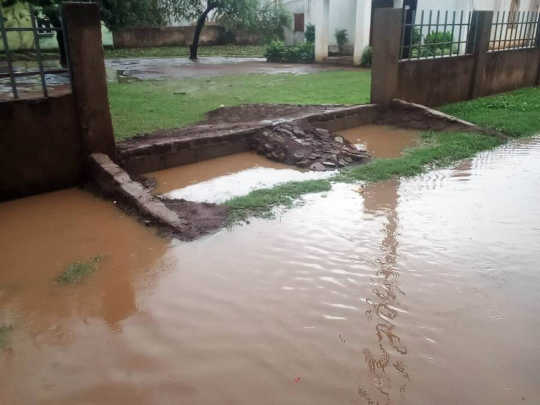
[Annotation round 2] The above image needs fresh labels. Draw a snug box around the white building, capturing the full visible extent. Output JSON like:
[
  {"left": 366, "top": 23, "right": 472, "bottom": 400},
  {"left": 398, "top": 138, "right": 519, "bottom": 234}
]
[{"left": 280, "top": 0, "right": 540, "bottom": 64}]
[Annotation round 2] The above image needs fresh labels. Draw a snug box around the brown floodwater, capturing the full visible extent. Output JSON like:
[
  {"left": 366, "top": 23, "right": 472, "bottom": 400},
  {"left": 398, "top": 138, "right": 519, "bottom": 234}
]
[
  {"left": 2, "top": 138, "right": 540, "bottom": 404},
  {"left": 337, "top": 125, "right": 420, "bottom": 158},
  {"left": 148, "top": 151, "right": 291, "bottom": 194}
]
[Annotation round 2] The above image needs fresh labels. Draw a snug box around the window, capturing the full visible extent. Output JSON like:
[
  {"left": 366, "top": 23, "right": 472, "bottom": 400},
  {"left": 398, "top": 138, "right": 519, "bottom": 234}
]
[{"left": 294, "top": 13, "right": 305, "bottom": 32}]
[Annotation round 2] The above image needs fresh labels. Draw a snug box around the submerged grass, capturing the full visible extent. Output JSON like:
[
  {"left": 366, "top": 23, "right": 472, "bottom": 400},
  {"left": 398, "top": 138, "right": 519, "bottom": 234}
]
[
  {"left": 56, "top": 256, "right": 103, "bottom": 285},
  {"left": 225, "top": 179, "right": 332, "bottom": 223},
  {"left": 225, "top": 131, "right": 503, "bottom": 223},
  {"left": 0, "top": 325, "right": 13, "bottom": 349},
  {"left": 224, "top": 87, "right": 540, "bottom": 223}
]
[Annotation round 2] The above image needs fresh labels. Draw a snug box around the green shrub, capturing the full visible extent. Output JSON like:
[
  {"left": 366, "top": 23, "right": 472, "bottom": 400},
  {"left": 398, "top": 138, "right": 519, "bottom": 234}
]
[
  {"left": 305, "top": 23, "right": 315, "bottom": 43},
  {"left": 264, "top": 40, "right": 314, "bottom": 63},
  {"left": 361, "top": 46, "right": 372, "bottom": 67},
  {"left": 424, "top": 31, "right": 453, "bottom": 54},
  {"left": 335, "top": 29, "right": 348, "bottom": 53}
]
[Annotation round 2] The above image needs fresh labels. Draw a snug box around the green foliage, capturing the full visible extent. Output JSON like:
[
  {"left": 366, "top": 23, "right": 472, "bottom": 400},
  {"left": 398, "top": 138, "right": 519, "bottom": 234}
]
[
  {"left": 423, "top": 31, "right": 453, "bottom": 55},
  {"left": 304, "top": 23, "right": 315, "bottom": 43},
  {"left": 335, "top": 29, "right": 348, "bottom": 52},
  {"left": 100, "top": 0, "right": 166, "bottom": 31},
  {"left": 264, "top": 40, "right": 314, "bottom": 63},
  {"left": 225, "top": 179, "right": 331, "bottom": 223},
  {"left": 161, "top": 0, "right": 257, "bottom": 26},
  {"left": 361, "top": 46, "right": 372, "bottom": 67},
  {"left": 440, "top": 87, "right": 540, "bottom": 137},
  {"left": 56, "top": 256, "right": 103, "bottom": 284},
  {"left": 218, "top": 1, "right": 291, "bottom": 43}
]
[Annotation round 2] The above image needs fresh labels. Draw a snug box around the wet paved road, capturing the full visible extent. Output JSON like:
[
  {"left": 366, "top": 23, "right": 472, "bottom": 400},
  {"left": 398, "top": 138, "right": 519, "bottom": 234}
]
[{"left": 1, "top": 136, "right": 540, "bottom": 404}]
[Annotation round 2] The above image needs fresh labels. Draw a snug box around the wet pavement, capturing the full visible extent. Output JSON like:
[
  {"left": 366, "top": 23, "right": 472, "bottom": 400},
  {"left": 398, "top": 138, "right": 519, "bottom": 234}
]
[
  {"left": 1, "top": 137, "right": 540, "bottom": 404},
  {"left": 105, "top": 56, "right": 360, "bottom": 82}
]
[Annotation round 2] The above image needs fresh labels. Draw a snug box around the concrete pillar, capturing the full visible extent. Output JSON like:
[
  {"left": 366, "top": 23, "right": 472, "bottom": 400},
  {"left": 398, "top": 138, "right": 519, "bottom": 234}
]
[
  {"left": 62, "top": 2, "right": 115, "bottom": 159},
  {"left": 469, "top": 11, "right": 494, "bottom": 99},
  {"left": 370, "top": 8, "right": 403, "bottom": 105},
  {"left": 353, "top": 0, "right": 372, "bottom": 66},
  {"left": 315, "top": 0, "right": 330, "bottom": 62}
]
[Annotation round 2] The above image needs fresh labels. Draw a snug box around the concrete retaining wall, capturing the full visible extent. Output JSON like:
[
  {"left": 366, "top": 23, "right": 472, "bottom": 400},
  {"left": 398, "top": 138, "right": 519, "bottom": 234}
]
[
  {"left": 112, "top": 25, "right": 234, "bottom": 48},
  {"left": 372, "top": 9, "right": 540, "bottom": 107},
  {"left": 0, "top": 95, "right": 83, "bottom": 200}
]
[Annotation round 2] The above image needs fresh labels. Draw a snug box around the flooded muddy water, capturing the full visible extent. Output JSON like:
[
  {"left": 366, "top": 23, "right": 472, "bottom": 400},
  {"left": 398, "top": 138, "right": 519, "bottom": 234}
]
[
  {"left": 2, "top": 138, "right": 540, "bottom": 404},
  {"left": 148, "top": 151, "right": 334, "bottom": 203},
  {"left": 337, "top": 125, "right": 420, "bottom": 158},
  {"left": 148, "top": 152, "right": 290, "bottom": 194}
]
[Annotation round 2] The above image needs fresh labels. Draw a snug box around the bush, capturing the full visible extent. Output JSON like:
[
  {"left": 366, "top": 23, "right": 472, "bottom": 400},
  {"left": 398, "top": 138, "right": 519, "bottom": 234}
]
[
  {"left": 360, "top": 46, "right": 372, "bottom": 67},
  {"left": 424, "top": 31, "right": 453, "bottom": 54},
  {"left": 305, "top": 23, "right": 315, "bottom": 43},
  {"left": 265, "top": 40, "right": 314, "bottom": 63},
  {"left": 335, "top": 29, "right": 348, "bottom": 53}
]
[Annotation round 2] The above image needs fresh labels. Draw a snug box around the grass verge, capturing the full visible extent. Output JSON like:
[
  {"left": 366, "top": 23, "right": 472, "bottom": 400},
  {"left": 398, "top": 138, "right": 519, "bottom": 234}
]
[
  {"left": 105, "top": 45, "right": 265, "bottom": 59},
  {"left": 0, "top": 325, "right": 13, "bottom": 349},
  {"left": 440, "top": 87, "right": 540, "bottom": 137},
  {"left": 56, "top": 256, "right": 103, "bottom": 285},
  {"left": 225, "top": 131, "right": 503, "bottom": 223},
  {"left": 108, "top": 70, "right": 371, "bottom": 140}
]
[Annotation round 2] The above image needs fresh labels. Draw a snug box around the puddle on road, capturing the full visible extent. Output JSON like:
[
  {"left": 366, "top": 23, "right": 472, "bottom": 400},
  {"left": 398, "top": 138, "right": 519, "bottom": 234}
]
[
  {"left": 2, "top": 138, "right": 540, "bottom": 404},
  {"left": 337, "top": 125, "right": 420, "bottom": 158},
  {"left": 148, "top": 151, "right": 334, "bottom": 204}
]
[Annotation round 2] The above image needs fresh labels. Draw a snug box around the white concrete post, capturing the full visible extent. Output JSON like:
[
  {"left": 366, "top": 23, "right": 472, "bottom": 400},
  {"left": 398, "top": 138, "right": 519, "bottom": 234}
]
[
  {"left": 315, "top": 0, "right": 330, "bottom": 62},
  {"left": 353, "top": 0, "right": 372, "bottom": 66}
]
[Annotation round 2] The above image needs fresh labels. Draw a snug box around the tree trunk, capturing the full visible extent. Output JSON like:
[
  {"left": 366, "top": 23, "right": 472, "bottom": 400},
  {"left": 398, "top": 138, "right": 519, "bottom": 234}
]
[{"left": 190, "top": 6, "right": 214, "bottom": 60}]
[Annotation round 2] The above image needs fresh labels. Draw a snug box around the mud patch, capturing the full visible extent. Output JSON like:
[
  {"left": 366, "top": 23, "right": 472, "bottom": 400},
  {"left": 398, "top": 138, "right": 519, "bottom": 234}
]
[{"left": 162, "top": 199, "right": 229, "bottom": 239}]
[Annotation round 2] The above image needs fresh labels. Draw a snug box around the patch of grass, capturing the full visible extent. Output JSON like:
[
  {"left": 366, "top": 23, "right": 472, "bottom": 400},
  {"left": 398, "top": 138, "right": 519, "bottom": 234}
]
[
  {"left": 56, "top": 256, "right": 103, "bottom": 285},
  {"left": 105, "top": 45, "right": 265, "bottom": 59},
  {"left": 440, "top": 87, "right": 540, "bottom": 137},
  {"left": 225, "top": 179, "right": 332, "bottom": 223},
  {"left": 337, "top": 131, "right": 503, "bottom": 183},
  {"left": 0, "top": 325, "right": 13, "bottom": 349},
  {"left": 108, "top": 70, "right": 371, "bottom": 140},
  {"left": 225, "top": 131, "right": 503, "bottom": 223}
]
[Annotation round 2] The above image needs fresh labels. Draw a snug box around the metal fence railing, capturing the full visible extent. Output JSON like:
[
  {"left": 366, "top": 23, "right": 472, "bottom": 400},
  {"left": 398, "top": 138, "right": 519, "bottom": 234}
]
[
  {"left": 400, "top": 9, "right": 478, "bottom": 61},
  {"left": 0, "top": 5, "right": 71, "bottom": 100},
  {"left": 489, "top": 11, "right": 540, "bottom": 51}
]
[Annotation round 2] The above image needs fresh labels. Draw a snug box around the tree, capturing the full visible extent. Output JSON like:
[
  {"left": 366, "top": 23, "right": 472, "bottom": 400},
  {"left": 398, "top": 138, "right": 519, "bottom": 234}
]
[
  {"left": 161, "top": 0, "right": 258, "bottom": 60},
  {"left": 99, "top": 0, "right": 166, "bottom": 32},
  {"left": 217, "top": 1, "right": 290, "bottom": 44}
]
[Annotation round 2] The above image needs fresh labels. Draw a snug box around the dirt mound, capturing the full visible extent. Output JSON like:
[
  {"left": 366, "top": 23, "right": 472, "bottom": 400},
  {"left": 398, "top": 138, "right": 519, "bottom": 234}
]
[
  {"left": 202, "top": 104, "right": 343, "bottom": 125},
  {"left": 162, "top": 199, "right": 229, "bottom": 239}
]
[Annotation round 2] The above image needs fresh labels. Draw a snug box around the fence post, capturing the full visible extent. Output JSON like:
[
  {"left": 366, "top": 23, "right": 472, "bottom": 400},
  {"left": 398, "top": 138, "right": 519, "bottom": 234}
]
[
  {"left": 536, "top": 13, "right": 540, "bottom": 85},
  {"left": 469, "top": 11, "right": 493, "bottom": 99},
  {"left": 62, "top": 2, "right": 115, "bottom": 159},
  {"left": 370, "top": 8, "right": 403, "bottom": 105}
]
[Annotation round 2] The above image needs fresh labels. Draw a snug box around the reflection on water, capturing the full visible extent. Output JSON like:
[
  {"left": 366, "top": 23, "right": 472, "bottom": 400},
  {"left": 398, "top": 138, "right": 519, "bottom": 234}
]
[
  {"left": 359, "top": 180, "right": 410, "bottom": 404},
  {"left": 2, "top": 138, "right": 540, "bottom": 404}
]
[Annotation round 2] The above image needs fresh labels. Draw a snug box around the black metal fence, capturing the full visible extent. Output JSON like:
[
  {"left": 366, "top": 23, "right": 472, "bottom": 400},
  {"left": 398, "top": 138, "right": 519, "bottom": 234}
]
[
  {"left": 400, "top": 9, "right": 478, "bottom": 60},
  {"left": 400, "top": 9, "right": 540, "bottom": 61},
  {"left": 0, "top": 5, "right": 70, "bottom": 100},
  {"left": 489, "top": 10, "right": 540, "bottom": 51}
]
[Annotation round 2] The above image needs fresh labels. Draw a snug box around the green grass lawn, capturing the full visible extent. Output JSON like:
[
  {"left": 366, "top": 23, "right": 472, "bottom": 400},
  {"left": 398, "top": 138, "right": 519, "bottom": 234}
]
[
  {"left": 105, "top": 44, "right": 265, "bottom": 59},
  {"left": 108, "top": 70, "right": 372, "bottom": 140},
  {"left": 440, "top": 87, "right": 540, "bottom": 137}
]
